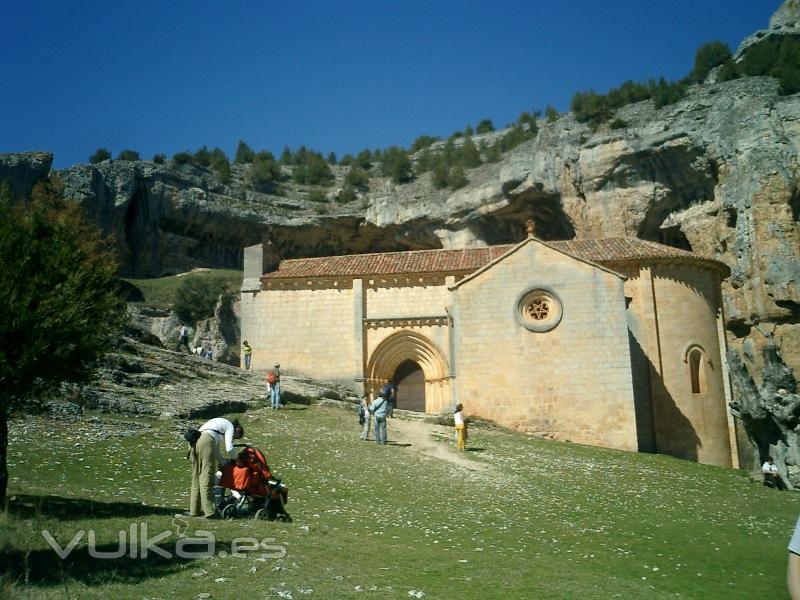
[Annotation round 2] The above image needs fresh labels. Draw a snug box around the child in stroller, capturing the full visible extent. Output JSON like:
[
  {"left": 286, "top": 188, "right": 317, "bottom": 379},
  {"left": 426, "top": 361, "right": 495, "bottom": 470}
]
[{"left": 214, "top": 445, "right": 291, "bottom": 522}]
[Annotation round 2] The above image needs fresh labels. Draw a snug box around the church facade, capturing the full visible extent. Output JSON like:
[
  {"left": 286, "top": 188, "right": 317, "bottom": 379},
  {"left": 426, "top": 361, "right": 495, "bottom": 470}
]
[{"left": 241, "top": 231, "right": 737, "bottom": 467}]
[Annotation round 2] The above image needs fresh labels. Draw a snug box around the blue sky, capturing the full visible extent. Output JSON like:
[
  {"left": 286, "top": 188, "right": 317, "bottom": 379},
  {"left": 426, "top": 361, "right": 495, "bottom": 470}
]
[{"left": 0, "top": 1, "right": 783, "bottom": 169}]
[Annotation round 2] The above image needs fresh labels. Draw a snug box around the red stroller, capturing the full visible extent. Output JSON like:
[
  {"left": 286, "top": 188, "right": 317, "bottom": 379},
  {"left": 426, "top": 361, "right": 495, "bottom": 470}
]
[{"left": 215, "top": 445, "right": 291, "bottom": 521}]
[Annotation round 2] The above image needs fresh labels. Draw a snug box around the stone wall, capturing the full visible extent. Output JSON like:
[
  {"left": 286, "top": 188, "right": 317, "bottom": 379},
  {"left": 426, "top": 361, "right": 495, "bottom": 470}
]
[
  {"left": 624, "top": 263, "right": 734, "bottom": 467},
  {"left": 241, "top": 281, "right": 356, "bottom": 385},
  {"left": 452, "top": 241, "right": 639, "bottom": 452}
]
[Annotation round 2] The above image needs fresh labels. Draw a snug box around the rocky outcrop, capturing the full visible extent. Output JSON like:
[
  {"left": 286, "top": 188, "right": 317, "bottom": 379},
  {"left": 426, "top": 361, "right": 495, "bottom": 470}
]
[
  {"left": 83, "top": 333, "right": 354, "bottom": 419},
  {"left": 0, "top": 152, "right": 52, "bottom": 200}
]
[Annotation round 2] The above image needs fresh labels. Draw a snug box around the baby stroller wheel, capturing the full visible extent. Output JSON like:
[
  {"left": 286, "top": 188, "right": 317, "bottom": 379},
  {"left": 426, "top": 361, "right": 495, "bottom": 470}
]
[
  {"left": 277, "top": 513, "right": 292, "bottom": 523},
  {"left": 221, "top": 503, "right": 236, "bottom": 520},
  {"left": 254, "top": 508, "right": 269, "bottom": 521}
]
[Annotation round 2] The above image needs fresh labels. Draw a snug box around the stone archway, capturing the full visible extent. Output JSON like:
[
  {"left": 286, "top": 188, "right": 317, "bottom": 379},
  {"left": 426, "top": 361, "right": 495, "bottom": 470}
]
[{"left": 366, "top": 331, "right": 450, "bottom": 414}]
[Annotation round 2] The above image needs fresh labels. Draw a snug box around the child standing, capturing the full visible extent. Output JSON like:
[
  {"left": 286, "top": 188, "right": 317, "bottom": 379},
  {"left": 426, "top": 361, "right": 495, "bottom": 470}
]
[{"left": 454, "top": 403, "right": 468, "bottom": 451}]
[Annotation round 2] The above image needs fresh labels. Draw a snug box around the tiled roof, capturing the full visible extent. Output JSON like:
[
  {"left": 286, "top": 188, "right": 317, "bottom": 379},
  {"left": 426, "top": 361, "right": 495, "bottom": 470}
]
[
  {"left": 546, "top": 238, "right": 707, "bottom": 263},
  {"left": 262, "top": 246, "right": 513, "bottom": 279},
  {"left": 261, "top": 237, "right": 726, "bottom": 280}
]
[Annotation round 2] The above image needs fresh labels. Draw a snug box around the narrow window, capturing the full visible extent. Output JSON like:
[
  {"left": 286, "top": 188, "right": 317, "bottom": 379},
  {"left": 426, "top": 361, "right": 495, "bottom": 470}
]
[{"left": 689, "top": 348, "right": 705, "bottom": 394}]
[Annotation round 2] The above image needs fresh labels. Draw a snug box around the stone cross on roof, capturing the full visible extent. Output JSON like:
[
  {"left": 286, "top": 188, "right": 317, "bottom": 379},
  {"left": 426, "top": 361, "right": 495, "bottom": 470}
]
[{"left": 526, "top": 219, "right": 536, "bottom": 238}]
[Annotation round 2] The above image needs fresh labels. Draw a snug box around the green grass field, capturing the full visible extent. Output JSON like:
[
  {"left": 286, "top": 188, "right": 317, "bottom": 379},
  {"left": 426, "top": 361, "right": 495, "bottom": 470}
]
[
  {"left": 1, "top": 405, "right": 796, "bottom": 599},
  {"left": 126, "top": 269, "right": 242, "bottom": 310}
]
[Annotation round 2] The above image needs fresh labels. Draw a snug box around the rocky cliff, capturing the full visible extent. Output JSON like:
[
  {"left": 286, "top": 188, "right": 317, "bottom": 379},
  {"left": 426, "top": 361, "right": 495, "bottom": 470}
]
[{"left": 2, "top": 2, "right": 798, "bottom": 473}]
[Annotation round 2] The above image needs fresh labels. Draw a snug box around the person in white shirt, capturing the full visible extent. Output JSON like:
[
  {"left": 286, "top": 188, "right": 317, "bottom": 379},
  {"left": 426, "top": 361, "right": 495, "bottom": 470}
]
[
  {"left": 189, "top": 417, "right": 244, "bottom": 517},
  {"left": 454, "top": 403, "right": 468, "bottom": 451},
  {"left": 763, "top": 456, "right": 788, "bottom": 491}
]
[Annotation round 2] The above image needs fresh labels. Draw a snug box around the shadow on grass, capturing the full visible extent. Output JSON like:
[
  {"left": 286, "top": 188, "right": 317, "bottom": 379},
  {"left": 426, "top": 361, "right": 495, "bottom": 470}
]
[
  {"left": 465, "top": 447, "right": 486, "bottom": 452},
  {"left": 0, "top": 538, "right": 239, "bottom": 587},
  {"left": 8, "top": 494, "right": 179, "bottom": 521},
  {"left": 388, "top": 442, "right": 412, "bottom": 448}
]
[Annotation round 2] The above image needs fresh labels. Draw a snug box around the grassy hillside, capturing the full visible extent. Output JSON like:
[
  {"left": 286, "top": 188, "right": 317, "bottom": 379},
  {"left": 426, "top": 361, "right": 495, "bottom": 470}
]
[
  {"left": 1, "top": 404, "right": 796, "bottom": 599},
  {"left": 126, "top": 268, "right": 242, "bottom": 310}
]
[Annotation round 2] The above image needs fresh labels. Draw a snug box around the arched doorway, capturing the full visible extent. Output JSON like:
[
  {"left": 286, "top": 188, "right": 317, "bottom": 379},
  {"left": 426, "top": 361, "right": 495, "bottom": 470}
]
[
  {"left": 366, "top": 331, "right": 450, "bottom": 414},
  {"left": 394, "top": 359, "right": 425, "bottom": 412}
]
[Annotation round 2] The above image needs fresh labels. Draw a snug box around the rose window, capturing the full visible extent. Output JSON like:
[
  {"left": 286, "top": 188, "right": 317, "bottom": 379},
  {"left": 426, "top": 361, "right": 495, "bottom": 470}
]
[{"left": 516, "top": 289, "right": 562, "bottom": 332}]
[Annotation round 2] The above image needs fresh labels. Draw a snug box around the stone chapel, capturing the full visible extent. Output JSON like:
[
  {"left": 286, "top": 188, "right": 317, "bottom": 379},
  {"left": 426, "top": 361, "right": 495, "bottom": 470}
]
[{"left": 241, "top": 227, "right": 737, "bottom": 468}]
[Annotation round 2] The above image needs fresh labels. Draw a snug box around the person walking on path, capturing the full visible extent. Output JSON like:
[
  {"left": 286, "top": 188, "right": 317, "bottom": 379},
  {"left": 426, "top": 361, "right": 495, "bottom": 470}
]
[
  {"left": 175, "top": 323, "right": 190, "bottom": 353},
  {"left": 268, "top": 364, "right": 282, "bottom": 408},
  {"left": 370, "top": 393, "right": 390, "bottom": 445},
  {"left": 189, "top": 417, "right": 244, "bottom": 518},
  {"left": 454, "top": 403, "right": 468, "bottom": 451},
  {"left": 359, "top": 395, "right": 371, "bottom": 440},
  {"left": 242, "top": 341, "right": 252, "bottom": 370}
]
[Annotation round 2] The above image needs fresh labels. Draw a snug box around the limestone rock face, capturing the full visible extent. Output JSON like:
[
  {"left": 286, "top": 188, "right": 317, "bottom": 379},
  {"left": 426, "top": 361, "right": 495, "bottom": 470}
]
[{"left": 0, "top": 151, "right": 52, "bottom": 200}]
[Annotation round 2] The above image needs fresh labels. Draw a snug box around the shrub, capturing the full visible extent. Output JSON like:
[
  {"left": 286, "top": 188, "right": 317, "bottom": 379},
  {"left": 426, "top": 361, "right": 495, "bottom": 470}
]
[
  {"left": 327, "top": 151, "right": 337, "bottom": 165},
  {"left": 345, "top": 167, "right": 370, "bottom": 190},
  {"left": 610, "top": 117, "right": 628, "bottom": 130},
  {"left": 339, "top": 154, "right": 353, "bottom": 166},
  {"left": 174, "top": 276, "right": 226, "bottom": 325},
  {"left": 89, "top": 148, "right": 111, "bottom": 164},
  {"left": 432, "top": 162, "right": 449, "bottom": 189},
  {"left": 544, "top": 105, "right": 559, "bottom": 123},
  {"left": 336, "top": 184, "right": 358, "bottom": 203},
  {"left": 447, "top": 166, "right": 468, "bottom": 190},
  {"left": 410, "top": 135, "right": 439, "bottom": 153},
  {"left": 153, "top": 153, "right": 167, "bottom": 164},
  {"left": 307, "top": 189, "right": 328, "bottom": 203},
  {"left": 117, "top": 149, "right": 140, "bottom": 161}
]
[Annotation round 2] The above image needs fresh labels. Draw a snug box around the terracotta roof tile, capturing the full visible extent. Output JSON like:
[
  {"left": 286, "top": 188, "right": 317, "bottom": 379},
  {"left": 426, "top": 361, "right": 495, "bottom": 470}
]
[{"left": 261, "top": 238, "right": 725, "bottom": 280}]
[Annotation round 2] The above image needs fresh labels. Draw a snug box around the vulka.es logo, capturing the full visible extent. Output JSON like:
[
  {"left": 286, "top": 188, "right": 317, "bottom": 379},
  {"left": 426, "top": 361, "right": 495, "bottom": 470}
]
[{"left": 41, "top": 523, "right": 287, "bottom": 560}]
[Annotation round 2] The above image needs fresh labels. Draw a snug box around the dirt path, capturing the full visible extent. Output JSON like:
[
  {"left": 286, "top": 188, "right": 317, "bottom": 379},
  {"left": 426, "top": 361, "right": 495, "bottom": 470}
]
[{"left": 387, "top": 417, "right": 489, "bottom": 473}]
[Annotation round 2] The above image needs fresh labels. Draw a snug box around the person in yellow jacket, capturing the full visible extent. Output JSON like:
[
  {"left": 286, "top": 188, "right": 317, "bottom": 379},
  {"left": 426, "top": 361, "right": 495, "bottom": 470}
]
[{"left": 454, "top": 403, "right": 468, "bottom": 451}]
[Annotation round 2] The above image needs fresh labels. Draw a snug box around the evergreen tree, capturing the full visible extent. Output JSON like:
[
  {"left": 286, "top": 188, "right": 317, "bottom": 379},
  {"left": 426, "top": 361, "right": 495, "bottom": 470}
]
[
  {"left": 117, "top": 149, "right": 140, "bottom": 161},
  {"left": 193, "top": 145, "right": 211, "bottom": 167},
  {"left": 0, "top": 181, "right": 126, "bottom": 506},
  {"left": 476, "top": 119, "right": 495, "bottom": 134},
  {"left": 544, "top": 106, "right": 559, "bottom": 123},
  {"left": 246, "top": 151, "right": 281, "bottom": 190},
  {"left": 691, "top": 41, "right": 733, "bottom": 83},
  {"left": 380, "top": 147, "right": 412, "bottom": 183},
  {"left": 209, "top": 148, "right": 231, "bottom": 184},
  {"left": 234, "top": 140, "right": 256, "bottom": 164},
  {"left": 89, "top": 148, "right": 111, "bottom": 164},
  {"left": 459, "top": 136, "right": 482, "bottom": 168}
]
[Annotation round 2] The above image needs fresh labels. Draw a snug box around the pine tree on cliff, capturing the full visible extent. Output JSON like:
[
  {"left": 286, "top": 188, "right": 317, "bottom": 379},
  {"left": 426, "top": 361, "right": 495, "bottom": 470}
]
[{"left": 0, "top": 179, "right": 125, "bottom": 508}]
